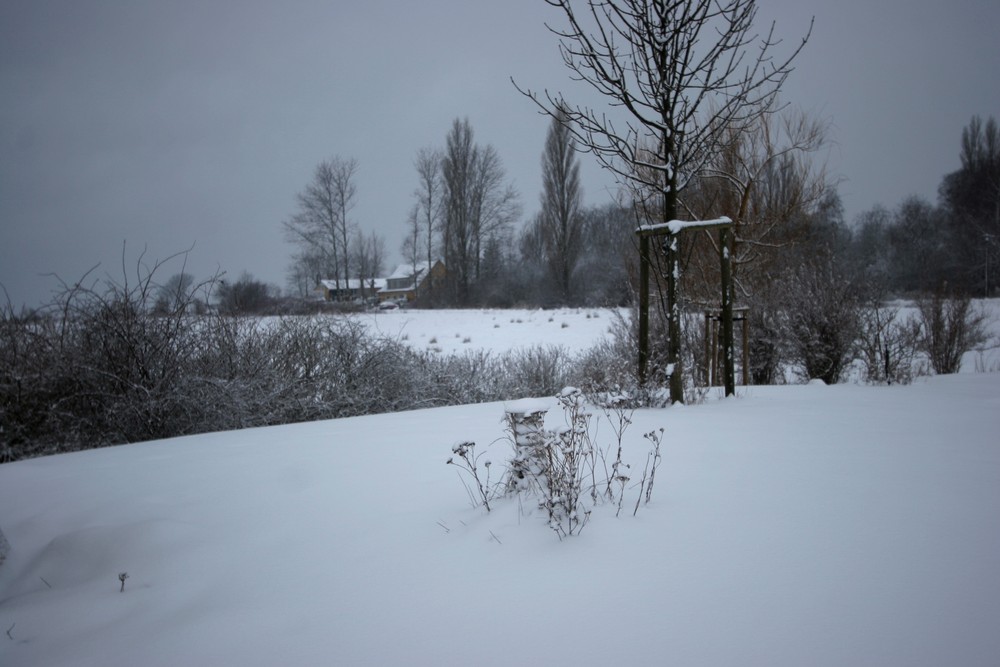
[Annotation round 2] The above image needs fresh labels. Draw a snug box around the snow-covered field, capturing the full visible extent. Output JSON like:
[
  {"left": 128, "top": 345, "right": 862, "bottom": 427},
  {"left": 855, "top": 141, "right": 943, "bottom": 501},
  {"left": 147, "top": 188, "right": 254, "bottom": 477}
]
[
  {"left": 350, "top": 306, "right": 626, "bottom": 355},
  {"left": 1, "top": 302, "right": 999, "bottom": 667}
]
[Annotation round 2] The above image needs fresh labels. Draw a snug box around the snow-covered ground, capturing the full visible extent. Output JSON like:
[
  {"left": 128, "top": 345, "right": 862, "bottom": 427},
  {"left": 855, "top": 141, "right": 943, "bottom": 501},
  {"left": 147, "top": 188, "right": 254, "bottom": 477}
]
[
  {"left": 350, "top": 306, "right": 626, "bottom": 355},
  {"left": 1, "top": 301, "right": 999, "bottom": 667}
]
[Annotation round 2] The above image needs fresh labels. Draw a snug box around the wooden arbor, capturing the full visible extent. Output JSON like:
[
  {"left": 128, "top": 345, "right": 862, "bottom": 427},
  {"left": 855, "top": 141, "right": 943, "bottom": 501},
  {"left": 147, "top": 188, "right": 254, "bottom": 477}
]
[{"left": 636, "top": 216, "right": 736, "bottom": 399}]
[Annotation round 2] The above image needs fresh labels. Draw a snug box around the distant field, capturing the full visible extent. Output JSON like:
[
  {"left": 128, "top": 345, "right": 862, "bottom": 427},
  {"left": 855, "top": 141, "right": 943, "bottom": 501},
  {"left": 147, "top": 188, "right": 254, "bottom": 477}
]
[
  {"left": 347, "top": 306, "right": 629, "bottom": 355},
  {"left": 344, "top": 300, "right": 1000, "bottom": 372}
]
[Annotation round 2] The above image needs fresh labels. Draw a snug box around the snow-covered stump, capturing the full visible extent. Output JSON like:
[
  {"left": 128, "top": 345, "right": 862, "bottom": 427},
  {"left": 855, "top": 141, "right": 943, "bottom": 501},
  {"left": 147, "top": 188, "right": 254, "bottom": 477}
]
[{"left": 504, "top": 400, "right": 549, "bottom": 493}]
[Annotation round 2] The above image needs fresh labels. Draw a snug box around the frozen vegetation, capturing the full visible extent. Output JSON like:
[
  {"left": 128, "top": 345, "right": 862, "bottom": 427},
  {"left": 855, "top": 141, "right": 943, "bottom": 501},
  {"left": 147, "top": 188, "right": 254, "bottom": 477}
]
[{"left": 1, "top": 301, "right": 999, "bottom": 666}]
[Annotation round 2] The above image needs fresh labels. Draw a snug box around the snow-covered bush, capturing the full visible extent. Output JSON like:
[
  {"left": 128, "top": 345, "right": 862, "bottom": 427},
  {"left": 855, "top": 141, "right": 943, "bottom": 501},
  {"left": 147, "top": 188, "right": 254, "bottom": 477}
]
[
  {"left": 781, "top": 257, "right": 864, "bottom": 384},
  {"left": 915, "top": 287, "right": 989, "bottom": 375},
  {"left": 0, "top": 258, "right": 222, "bottom": 458},
  {"left": 575, "top": 310, "right": 673, "bottom": 407},
  {"left": 501, "top": 345, "right": 571, "bottom": 397}
]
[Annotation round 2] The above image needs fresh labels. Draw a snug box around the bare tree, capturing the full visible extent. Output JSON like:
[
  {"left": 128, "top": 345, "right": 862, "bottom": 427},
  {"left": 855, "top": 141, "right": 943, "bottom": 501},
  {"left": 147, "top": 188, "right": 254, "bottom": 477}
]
[
  {"left": 284, "top": 156, "right": 359, "bottom": 290},
  {"left": 940, "top": 115, "right": 1000, "bottom": 294},
  {"left": 286, "top": 247, "right": 326, "bottom": 298},
  {"left": 441, "top": 118, "right": 520, "bottom": 304},
  {"left": 442, "top": 119, "right": 477, "bottom": 304},
  {"left": 471, "top": 143, "right": 521, "bottom": 281},
  {"left": 517, "top": 0, "right": 811, "bottom": 401},
  {"left": 401, "top": 205, "right": 423, "bottom": 288},
  {"left": 682, "top": 107, "right": 831, "bottom": 304},
  {"left": 414, "top": 147, "right": 443, "bottom": 275},
  {"left": 539, "top": 111, "right": 584, "bottom": 304},
  {"left": 154, "top": 272, "right": 196, "bottom": 314},
  {"left": 353, "top": 230, "right": 386, "bottom": 301}
]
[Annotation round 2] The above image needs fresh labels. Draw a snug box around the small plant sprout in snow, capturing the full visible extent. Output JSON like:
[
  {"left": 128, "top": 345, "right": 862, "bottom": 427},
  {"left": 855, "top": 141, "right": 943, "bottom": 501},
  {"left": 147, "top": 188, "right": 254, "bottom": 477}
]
[{"left": 633, "top": 428, "right": 665, "bottom": 516}]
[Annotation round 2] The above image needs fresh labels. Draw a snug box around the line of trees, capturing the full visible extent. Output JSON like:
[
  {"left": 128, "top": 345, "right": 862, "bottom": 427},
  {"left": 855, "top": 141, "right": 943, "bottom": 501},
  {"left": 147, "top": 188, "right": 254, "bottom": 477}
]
[
  {"left": 284, "top": 156, "right": 387, "bottom": 300},
  {"left": 397, "top": 114, "right": 638, "bottom": 308},
  {"left": 850, "top": 115, "right": 1000, "bottom": 297}
]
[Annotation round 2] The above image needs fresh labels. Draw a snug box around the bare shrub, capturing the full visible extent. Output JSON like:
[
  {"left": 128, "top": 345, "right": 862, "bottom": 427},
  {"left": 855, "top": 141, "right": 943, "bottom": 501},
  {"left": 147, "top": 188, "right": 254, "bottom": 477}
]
[
  {"left": 855, "top": 298, "right": 922, "bottom": 385},
  {"left": 509, "top": 388, "right": 595, "bottom": 538},
  {"left": 0, "top": 252, "right": 222, "bottom": 459},
  {"left": 451, "top": 387, "right": 665, "bottom": 539},
  {"left": 915, "top": 287, "right": 989, "bottom": 374},
  {"left": 501, "top": 345, "right": 571, "bottom": 397},
  {"left": 781, "top": 256, "right": 863, "bottom": 384},
  {"left": 574, "top": 310, "right": 671, "bottom": 407}
]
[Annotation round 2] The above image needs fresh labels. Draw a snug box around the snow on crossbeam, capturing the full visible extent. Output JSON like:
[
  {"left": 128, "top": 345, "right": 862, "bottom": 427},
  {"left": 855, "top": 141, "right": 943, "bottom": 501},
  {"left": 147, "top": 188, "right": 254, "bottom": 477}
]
[{"left": 636, "top": 216, "right": 732, "bottom": 236}]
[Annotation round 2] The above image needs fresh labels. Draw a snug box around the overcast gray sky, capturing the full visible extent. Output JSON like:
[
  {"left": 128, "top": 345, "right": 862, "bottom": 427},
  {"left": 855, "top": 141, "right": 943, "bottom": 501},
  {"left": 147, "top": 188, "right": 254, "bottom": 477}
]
[{"left": 2, "top": 0, "right": 998, "bottom": 308}]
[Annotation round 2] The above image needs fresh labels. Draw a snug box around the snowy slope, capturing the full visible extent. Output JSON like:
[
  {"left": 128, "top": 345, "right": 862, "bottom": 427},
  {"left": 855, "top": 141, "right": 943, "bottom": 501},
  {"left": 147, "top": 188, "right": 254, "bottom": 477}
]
[{"left": 2, "top": 372, "right": 999, "bottom": 666}]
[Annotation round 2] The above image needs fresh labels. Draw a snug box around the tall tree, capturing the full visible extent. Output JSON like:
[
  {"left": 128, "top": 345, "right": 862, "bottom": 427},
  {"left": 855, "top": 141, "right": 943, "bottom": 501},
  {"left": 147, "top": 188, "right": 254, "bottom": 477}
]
[
  {"left": 517, "top": 0, "right": 811, "bottom": 401},
  {"left": 939, "top": 115, "right": 1000, "bottom": 294},
  {"left": 153, "top": 272, "right": 195, "bottom": 314},
  {"left": 539, "top": 111, "right": 584, "bottom": 303},
  {"left": 441, "top": 119, "right": 520, "bottom": 305},
  {"left": 352, "top": 230, "right": 386, "bottom": 301},
  {"left": 411, "top": 148, "right": 444, "bottom": 276},
  {"left": 401, "top": 205, "right": 423, "bottom": 287},
  {"left": 283, "top": 156, "right": 359, "bottom": 290},
  {"left": 442, "top": 119, "right": 477, "bottom": 304}
]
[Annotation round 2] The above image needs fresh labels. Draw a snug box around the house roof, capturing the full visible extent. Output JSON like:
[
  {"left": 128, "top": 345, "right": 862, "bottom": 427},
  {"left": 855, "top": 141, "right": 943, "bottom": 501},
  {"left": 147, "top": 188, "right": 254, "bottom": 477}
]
[
  {"left": 386, "top": 260, "right": 437, "bottom": 281},
  {"left": 319, "top": 260, "right": 441, "bottom": 295},
  {"left": 320, "top": 278, "right": 386, "bottom": 291}
]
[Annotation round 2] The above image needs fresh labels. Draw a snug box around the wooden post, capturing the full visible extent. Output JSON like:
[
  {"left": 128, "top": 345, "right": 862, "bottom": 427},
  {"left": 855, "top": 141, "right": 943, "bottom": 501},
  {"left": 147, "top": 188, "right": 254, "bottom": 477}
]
[
  {"left": 703, "top": 311, "right": 711, "bottom": 385},
  {"left": 742, "top": 315, "right": 750, "bottom": 386},
  {"left": 710, "top": 317, "right": 719, "bottom": 386},
  {"left": 638, "top": 235, "right": 650, "bottom": 385},
  {"left": 635, "top": 217, "right": 733, "bottom": 401},
  {"left": 665, "top": 234, "right": 683, "bottom": 404},
  {"left": 720, "top": 226, "right": 735, "bottom": 396}
]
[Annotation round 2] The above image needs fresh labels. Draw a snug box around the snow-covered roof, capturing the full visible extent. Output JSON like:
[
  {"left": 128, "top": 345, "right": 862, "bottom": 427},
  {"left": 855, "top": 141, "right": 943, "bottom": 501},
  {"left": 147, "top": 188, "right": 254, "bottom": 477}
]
[
  {"left": 320, "top": 260, "right": 440, "bottom": 296},
  {"left": 320, "top": 278, "right": 387, "bottom": 291},
  {"left": 386, "top": 260, "right": 436, "bottom": 281}
]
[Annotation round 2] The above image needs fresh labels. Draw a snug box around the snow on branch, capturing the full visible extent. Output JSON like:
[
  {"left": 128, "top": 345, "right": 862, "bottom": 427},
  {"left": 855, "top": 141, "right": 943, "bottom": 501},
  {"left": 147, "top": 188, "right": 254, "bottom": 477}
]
[{"left": 636, "top": 216, "right": 733, "bottom": 236}]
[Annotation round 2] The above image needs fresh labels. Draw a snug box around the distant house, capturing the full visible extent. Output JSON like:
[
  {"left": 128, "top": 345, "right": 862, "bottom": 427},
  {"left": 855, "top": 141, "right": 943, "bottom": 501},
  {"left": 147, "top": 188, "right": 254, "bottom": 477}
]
[
  {"left": 316, "top": 260, "right": 444, "bottom": 304},
  {"left": 318, "top": 277, "right": 386, "bottom": 303},
  {"left": 377, "top": 260, "right": 446, "bottom": 303}
]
